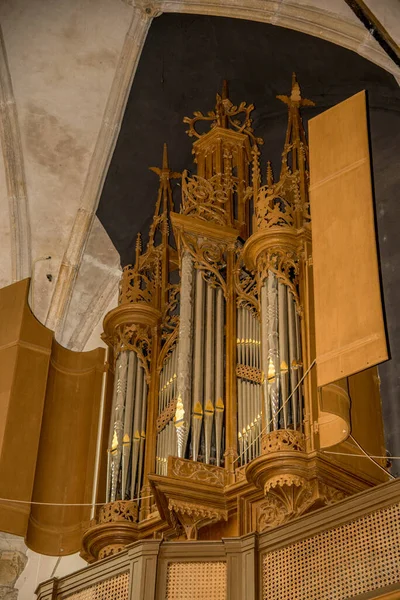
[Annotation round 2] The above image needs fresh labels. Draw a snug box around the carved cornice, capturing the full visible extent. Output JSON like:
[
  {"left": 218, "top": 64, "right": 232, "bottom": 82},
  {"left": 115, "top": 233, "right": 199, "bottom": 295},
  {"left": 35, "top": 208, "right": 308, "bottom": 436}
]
[
  {"left": 242, "top": 228, "right": 308, "bottom": 272},
  {"left": 170, "top": 457, "right": 227, "bottom": 487},
  {"left": 103, "top": 301, "right": 161, "bottom": 337},
  {"left": 261, "top": 430, "right": 306, "bottom": 454}
]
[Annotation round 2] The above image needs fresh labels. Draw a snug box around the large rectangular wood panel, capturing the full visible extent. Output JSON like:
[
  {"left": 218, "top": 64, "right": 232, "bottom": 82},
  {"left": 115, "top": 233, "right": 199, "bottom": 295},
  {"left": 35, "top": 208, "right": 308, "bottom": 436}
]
[{"left": 309, "top": 91, "right": 387, "bottom": 387}]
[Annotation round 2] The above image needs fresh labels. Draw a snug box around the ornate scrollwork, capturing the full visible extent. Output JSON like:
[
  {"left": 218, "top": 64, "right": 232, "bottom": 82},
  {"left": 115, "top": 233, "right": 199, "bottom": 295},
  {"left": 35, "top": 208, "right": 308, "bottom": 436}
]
[
  {"left": 256, "top": 477, "right": 348, "bottom": 532},
  {"left": 98, "top": 500, "right": 138, "bottom": 524},
  {"left": 169, "top": 457, "right": 226, "bottom": 487},
  {"left": 113, "top": 323, "right": 152, "bottom": 381},
  {"left": 181, "top": 172, "right": 232, "bottom": 226},
  {"left": 161, "top": 283, "right": 180, "bottom": 341},
  {"left": 256, "top": 249, "right": 300, "bottom": 303},
  {"left": 183, "top": 87, "right": 263, "bottom": 147},
  {"left": 234, "top": 245, "right": 259, "bottom": 313},
  {"left": 261, "top": 430, "right": 306, "bottom": 454},
  {"left": 177, "top": 230, "right": 228, "bottom": 294},
  {"left": 255, "top": 178, "right": 295, "bottom": 230},
  {"left": 257, "top": 476, "right": 313, "bottom": 531},
  {"left": 235, "top": 465, "right": 247, "bottom": 483},
  {"left": 157, "top": 399, "right": 177, "bottom": 433},
  {"left": 119, "top": 263, "right": 158, "bottom": 306}
]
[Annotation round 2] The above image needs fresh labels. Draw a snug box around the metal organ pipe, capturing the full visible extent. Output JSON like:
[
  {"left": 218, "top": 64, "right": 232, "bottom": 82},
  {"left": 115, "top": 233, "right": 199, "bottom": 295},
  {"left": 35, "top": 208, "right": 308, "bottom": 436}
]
[
  {"left": 175, "top": 252, "right": 194, "bottom": 458},
  {"left": 192, "top": 269, "right": 205, "bottom": 461},
  {"left": 236, "top": 301, "right": 262, "bottom": 466},
  {"left": 287, "top": 288, "right": 298, "bottom": 430},
  {"left": 122, "top": 351, "right": 137, "bottom": 499},
  {"left": 106, "top": 352, "right": 121, "bottom": 503},
  {"left": 110, "top": 351, "right": 128, "bottom": 502},
  {"left": 294, "top": 299, "right": 303, "bottom": 431},
  {"left": 278, "top": 282, "right": 289, "bottom": 429},
  {"left": 266, "top": 272, "right": 280, "bottom": 431},
  {"left": 155, "top": 344, "right": 179, "bottom": 476},
  {"left": 130, "top": 359, "right": 144, "bottom": 499},
  {"left": 215, "top": 286, "right": 224, "bottom": 467},
  {"left": 204, "top": 283, "right": 215, "bottom": 464},
  {"left": 136, "top": 377, "right": 147, "bottom": 496},
  {"left": 260, "top": 284, "right": 270, "bottom": 434}
]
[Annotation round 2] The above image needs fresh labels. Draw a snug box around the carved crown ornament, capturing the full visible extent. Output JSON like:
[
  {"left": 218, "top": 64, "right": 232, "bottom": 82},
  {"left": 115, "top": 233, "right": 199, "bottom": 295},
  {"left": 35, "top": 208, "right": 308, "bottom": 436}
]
[{"left": 183, "top": 80, "right": 263, "bottom": 146}]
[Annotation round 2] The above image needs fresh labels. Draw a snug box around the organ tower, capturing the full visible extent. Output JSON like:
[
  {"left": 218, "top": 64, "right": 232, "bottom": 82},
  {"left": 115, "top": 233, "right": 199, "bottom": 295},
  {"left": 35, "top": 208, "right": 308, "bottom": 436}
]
[{"left": 81, "top": 76, "right": 387, "bottom": 561}]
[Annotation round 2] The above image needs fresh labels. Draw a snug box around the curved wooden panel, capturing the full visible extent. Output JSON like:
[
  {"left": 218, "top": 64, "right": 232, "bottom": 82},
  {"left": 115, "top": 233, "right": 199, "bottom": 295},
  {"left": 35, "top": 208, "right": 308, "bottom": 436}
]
[
  {"left": 26, "top": 341, "right": 104, "bottom": 555},
  {"left": 318, "top": 379, "right": 350, "bottom": 449},
  {"left": 0, "top": 279, "right": 52, "bottom": 535}
]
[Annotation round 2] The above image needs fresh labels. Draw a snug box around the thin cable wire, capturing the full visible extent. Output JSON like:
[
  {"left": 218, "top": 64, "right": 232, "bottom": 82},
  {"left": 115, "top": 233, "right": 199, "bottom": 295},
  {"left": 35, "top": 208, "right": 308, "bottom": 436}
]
[
  {"left": 0, "top": 494, "right": 154, "bottom": 507},
  {"left": 234, "top": 359, "right": 316, "bottom": 464},
  {"left": 348, "top": 433, "right": 395, "bottom": 480},
  {"left": 323, "top": 450, "right": 400, "bottom": 460}
]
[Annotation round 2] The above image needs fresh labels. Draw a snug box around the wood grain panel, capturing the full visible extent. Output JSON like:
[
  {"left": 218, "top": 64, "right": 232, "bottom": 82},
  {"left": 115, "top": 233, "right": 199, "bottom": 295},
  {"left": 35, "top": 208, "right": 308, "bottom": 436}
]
[
  {"left": 0, "top": 279, "right": 52, "bottom": 535},
  {"left": 309, "top": 91, "right": 387, "bottom": 387}
]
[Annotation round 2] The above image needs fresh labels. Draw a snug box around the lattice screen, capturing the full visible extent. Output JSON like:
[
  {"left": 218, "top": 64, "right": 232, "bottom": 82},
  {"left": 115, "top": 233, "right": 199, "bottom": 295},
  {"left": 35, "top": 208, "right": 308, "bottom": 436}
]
[
  {"left": 166, "top": 561, "right": 227, "bottom": 600},
  {"left": 64, "top": 572, "right": 129, "bottom": 600},
  {"left": 263, "top": 503, "right": 400, "bottom": 600}
]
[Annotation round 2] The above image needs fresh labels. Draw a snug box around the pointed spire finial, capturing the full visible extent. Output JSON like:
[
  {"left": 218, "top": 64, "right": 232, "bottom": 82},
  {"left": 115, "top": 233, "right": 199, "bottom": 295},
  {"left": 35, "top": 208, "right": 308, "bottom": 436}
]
[
  {"left": 162, "top": 142, "right": 169, "bottom": 170},
  {"left": 134, "top": 232, "right": 142, "bottom": 266},
  {"left": 222, "top": 79, "right": 229, "bottom": 100},
  {"left": 149, "top": 143, "right": 180, "bottom": 180},
  {"left": 277, "top": 74, "right": 314, "bottom": 108},
  {"left": 290, "top": 72, "right": 302, "bottom": 103},
  {"left": 266, "top": 161, "right": 274, "bottom": 187}
]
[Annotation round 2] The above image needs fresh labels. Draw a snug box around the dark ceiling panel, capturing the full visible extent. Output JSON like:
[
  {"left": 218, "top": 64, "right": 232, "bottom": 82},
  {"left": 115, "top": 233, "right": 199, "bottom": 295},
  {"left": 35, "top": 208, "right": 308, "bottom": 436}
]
[{"left": 97, "top": 13, "right": 399, "bottom": 266}]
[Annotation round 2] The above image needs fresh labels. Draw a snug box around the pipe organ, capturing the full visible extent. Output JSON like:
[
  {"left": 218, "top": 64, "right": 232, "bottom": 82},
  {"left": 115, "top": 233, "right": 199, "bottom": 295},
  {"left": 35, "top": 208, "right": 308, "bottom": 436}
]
[{"left": 82, "top": 76, "right": 388, "bottom": 562}]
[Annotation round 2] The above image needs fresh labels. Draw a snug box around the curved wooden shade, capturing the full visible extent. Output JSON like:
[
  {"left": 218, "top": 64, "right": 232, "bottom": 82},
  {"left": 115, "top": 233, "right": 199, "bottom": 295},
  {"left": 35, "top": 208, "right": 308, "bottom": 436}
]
[{"left": 0, "top": 279, "right": 105, "bottom": 555}]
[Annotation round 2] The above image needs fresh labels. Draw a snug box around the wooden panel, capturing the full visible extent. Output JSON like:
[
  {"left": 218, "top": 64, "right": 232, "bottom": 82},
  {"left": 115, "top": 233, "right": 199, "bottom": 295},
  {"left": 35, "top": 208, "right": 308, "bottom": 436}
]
[
  {"left": 0, "top": 279, "right": 52, "bottom": 535},
  {"left": 309, "top": 91, "right": 387, "bottom": 387},
  {"left": 26, "top": 341, "right": 104, "bottom": 555}
]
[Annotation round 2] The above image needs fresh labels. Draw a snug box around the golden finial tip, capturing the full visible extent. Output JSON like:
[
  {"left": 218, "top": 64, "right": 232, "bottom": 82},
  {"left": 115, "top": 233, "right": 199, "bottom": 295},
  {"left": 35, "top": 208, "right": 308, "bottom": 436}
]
[{"left": 291, "top": 72, "right": 302, "bottom": 102}]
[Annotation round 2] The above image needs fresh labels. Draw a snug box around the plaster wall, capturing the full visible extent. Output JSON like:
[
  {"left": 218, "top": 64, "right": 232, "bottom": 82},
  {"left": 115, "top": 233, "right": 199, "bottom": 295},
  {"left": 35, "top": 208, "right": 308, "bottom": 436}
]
[
  {"left": 0, "top": 0, "right": 130, "bottom": 324},
  {"left": 0, "top": 137, "right": 10, "bottom": 289},
  {"left": 364, "top": 0, "right": 400, "bottom": 46}
]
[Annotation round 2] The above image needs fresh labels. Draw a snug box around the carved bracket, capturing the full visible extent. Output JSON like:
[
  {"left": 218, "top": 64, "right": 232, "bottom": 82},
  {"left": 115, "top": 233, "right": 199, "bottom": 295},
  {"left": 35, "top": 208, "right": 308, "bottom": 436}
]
[
  {"left": 168, "top": 498, "right": 228, "bottom": 540},
  {"left": 257, "top": 476, "right": 347, "bottom": 532}
]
